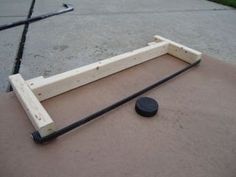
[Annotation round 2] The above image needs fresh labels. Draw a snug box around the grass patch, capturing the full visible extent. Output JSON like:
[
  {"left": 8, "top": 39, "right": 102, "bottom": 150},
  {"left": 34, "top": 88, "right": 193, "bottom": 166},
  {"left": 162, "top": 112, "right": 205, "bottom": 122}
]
[{"left": 208, "top": 0, "right": 236, "bottom": 8}]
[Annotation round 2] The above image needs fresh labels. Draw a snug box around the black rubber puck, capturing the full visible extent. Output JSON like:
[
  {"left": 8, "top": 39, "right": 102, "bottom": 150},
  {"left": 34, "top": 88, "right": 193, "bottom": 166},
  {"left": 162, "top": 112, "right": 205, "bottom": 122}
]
[{"left": 135, "top": 97, "right": 158, "bottom": 117}]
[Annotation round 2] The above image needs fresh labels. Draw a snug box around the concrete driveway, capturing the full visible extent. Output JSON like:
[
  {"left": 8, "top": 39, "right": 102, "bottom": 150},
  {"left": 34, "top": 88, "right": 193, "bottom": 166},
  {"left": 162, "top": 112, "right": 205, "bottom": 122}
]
[{"left": 0, "top": 0, "right": 236, "bottom": 92}]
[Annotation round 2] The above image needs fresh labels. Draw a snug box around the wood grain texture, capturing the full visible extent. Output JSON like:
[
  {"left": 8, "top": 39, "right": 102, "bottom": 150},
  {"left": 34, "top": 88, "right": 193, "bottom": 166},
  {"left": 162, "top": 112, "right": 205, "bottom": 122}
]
[
  {"left": 27, "top": 41, "right": 169, "bottom": 101},
  {"left": 154, "top": 35, "right": 202, "bottom": 63},
  {"left": 9, "top": 74, "right": 55, "bottom": 137}
]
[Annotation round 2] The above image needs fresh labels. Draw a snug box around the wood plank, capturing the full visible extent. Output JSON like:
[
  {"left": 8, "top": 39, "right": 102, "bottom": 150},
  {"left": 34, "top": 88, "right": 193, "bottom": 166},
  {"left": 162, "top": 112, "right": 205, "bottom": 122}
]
[
  {"left": 28, "top": 41, "right": 169, "bottom": 101},
  {"left": 9, "top": 74, "right": 55, "bottom": 137},
  {"left": 147, "top": 42, "right": 158, "bottom": 46},
  {"left": 154, "top": 35, "right": 202, "bottom": 64},
  {"left": 2, "top": 55, "right": 236, "bottom": 177}
]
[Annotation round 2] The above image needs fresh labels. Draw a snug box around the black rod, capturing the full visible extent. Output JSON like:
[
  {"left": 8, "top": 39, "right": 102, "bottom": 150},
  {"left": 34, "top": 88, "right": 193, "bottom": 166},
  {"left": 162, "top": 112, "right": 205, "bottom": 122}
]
[
  {"left": 32, "top": 59, "right": 201, "bottom": 143},
  {"left": 0, "top": 4, "right": 73, "bottom": 31}
]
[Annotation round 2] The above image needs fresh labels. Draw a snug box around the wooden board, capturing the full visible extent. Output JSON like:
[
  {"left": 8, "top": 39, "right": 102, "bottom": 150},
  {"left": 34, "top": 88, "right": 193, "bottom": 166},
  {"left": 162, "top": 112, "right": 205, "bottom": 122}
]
[
  {"left": 8, "top": 36, "right": 202, "bottom": 137},
  {"left": 1, "top": 54, "right": 236, "bottom": 177},
  {"left": 9, "top": 74, "right": 55, "bottom": 137},
  {"left": 27, "top": 41, "right": 169, "bottom": 101},
  {"left": 154, "top": 35, "right": 202, "bottom": 64}
]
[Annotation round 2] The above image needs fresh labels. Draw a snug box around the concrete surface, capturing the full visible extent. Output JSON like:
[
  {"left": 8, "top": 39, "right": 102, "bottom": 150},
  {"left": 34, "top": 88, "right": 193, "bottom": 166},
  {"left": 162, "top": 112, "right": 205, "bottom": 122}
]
[
  {"left": 0, "top": 0, "right": 236, "bottom": 91},
  {"left": 21, "top": 0, "right": 236, "bottom": 80},
  {"left": 0, "top": 0, "right": 31, "bottom": 16},
  {"left": 0, "top": 0, "right": 31, "bottom": 91},
  {"left": 0, "top": 20, "right": 23, "bottom": 91}
]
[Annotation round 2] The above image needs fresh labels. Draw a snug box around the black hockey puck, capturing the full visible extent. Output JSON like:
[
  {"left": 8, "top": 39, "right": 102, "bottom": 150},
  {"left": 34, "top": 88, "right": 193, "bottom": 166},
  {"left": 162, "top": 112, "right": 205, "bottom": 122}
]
[{"left": 135, "top": 97, "right": 158, "bottom": 117}]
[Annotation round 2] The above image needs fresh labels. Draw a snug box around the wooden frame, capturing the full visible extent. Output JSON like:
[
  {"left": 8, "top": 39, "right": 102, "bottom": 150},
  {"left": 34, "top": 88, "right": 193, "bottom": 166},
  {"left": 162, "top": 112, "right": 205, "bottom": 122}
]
[{"left": 9, "top": 35, "right": 202, "bottom": 137}]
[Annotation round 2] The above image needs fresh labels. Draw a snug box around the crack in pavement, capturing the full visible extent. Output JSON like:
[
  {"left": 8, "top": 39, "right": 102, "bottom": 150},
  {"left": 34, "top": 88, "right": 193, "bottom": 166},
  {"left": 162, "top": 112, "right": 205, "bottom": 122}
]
[{"left": 7, "top": 0, "right": 35, "bottom": 91}]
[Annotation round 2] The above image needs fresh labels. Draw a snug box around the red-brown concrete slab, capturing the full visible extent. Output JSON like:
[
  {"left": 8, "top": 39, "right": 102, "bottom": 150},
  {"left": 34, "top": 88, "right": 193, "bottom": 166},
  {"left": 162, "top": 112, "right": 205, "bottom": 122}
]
[{"left": 0, "top": 54, "right": 236, "bottom": 177}]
